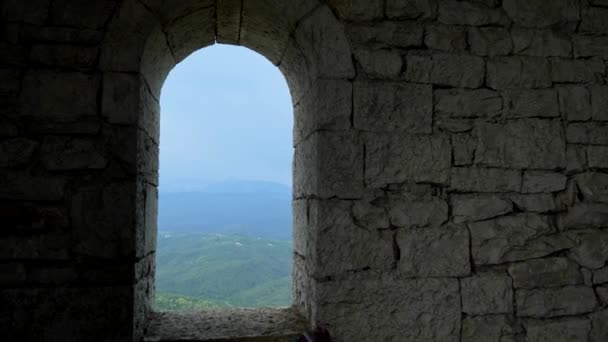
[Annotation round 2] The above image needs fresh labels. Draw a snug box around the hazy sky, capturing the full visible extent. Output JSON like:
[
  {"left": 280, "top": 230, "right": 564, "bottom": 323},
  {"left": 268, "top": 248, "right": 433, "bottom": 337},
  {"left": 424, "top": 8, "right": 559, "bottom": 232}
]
[{"left": 159, "top": 45, "right": 294, "bottom": 188}]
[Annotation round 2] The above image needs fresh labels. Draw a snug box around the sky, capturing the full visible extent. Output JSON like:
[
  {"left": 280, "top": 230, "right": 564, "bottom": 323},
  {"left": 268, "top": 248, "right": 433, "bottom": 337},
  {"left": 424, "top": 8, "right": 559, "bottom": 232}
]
[{"left": 159, "top": 44, "right": 294, "bottom": 189}]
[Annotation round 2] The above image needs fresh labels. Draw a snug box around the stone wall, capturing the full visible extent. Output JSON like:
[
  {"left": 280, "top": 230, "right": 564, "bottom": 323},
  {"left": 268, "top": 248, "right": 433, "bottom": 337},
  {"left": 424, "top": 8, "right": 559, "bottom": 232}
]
[{"left": 0, "top": 0, "right": 607, "bottom": 341}]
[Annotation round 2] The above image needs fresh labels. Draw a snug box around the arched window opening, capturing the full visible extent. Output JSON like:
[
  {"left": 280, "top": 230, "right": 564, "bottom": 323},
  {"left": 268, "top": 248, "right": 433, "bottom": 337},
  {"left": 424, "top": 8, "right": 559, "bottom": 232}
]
[{"left": 154, "top": 45, "right": 293, "bottom": 311}]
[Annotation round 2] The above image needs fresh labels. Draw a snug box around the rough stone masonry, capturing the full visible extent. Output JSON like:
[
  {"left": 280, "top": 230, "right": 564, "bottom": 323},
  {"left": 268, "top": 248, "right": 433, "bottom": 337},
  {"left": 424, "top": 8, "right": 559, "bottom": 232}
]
[{"left": 1, "top": 0, "right": 608, "bottom": 341}]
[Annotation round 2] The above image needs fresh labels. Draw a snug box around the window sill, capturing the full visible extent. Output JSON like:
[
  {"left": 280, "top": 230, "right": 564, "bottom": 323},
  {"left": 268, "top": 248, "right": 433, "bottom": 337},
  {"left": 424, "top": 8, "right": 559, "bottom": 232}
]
[{"left": 144, "top": 307, "right": 307, "bottom": 342}]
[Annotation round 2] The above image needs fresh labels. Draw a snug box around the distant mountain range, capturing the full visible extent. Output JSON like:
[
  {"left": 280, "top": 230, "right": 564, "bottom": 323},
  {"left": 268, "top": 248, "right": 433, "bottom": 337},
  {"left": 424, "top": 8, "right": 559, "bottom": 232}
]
[{"left": 158, "top": 180, "right": 292, "bottom": 240}]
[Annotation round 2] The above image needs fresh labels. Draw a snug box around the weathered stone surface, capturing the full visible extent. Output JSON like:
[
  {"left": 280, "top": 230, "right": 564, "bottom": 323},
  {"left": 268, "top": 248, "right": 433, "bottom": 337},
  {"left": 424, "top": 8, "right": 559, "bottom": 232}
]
[
  {"left": 589, "top": 146, "right": 608, "bottom": 168},
  {"left": 0, "top": 138, "right": 38, "bottom": 167},
  {"left": 354, "top": 81, "right": 432, "bottom": 133},
  {"left": 102, "top": 72, "right": 140, "bottom": 125},
  {"left": 452, "top": 133, "right": 476, "bottom": 166},
  {"left": 567, "top": 229, "right": 608, "bottom": 269},
  {"left": 461, "top": 272, "right": 513, "bottom": 315},
  {"left": 49, "top": 0, "right": 117, "bottom": 29},
  {"left": 508, "top": 257, "right": 583, "bottom": 288},
  {"left": 503, "top": 0, "right": 579, "bottom": 28},
  {"left": 424, "top": 24, "right": 466, "bottom": 51},
  {"left": 452, "top": 194, "right": 513, "bottom": 223},
  {"left": 574, "top": 35, "right": 608, "bottom": 58},
  {"left": 316, "top": 277, "right": 461, "bottom": 342},
  {"left": 510, "top": 194, "right": 558, "bottom": 213},
  {"left": 347, "top": 21, "right": 424, "bottom": 48},
  {"left": 576, "top": 173, "right": 608, "bottom": 203},
  {"left": 327, "top": 0, "right": 383, "bottom": 20},
  {"left": 30, "top": 44, "right": 98, "bottom": 69},
  {"left": 451, "top": 167, "right": 521, "bottom": 192},
  {"left": 558, "top": 85, "right": 591, "bottom": 121},
  {"left": 581, "top": 6, "right": 608, "bottom": 34},
  {"left": 0, "top": 171, "right": 66, "bottom": 201},
  {"left": 435, "top": 88, "right": 502, "bottom": 118},
  {"left": 20, "top": 70, "right": 98, "bottom": 120},
  {"left": 438, "top": 0, "right": 506, "bottom": 26},
  {"left": 552, "top": 58, "right": 605, "bottom": 83},
  {"left": 365, "top": 134, "right": 451, "bottom": 187},
  {"left": 560, "top": 203, "right": 608, "bottom": 231},
  {"left": 566, "top": 122, "right": 608, "bottom": 144},
  {"left": 516, "top": 286, "right": 597, "bottom": 317},
  {"left": 354, "top": 49, "right": 402, "bottom": 79},
  {"left": 239, "top": 1, "right": 289, "bottom": 65},
  {"left": 522, "top": 171, "right": 567, "bottom": 193},
  {"left": 462, "top": 315, "right": 519, "bottom": 342},
  {"left": 469, "top": 214, "right": 568, "bottom": 265},
  {"left": 591, "top": 309, "right": 608, "bottom": 342},
  {"left": 398, "top": 225, "right": 470, "bottom": 277},
  {"left": 486, "top": 57, "right": 551, "bottom": 90},
  {"left": 598, "top": 285, "right": 608, "bottom": 306},
  {"left": 503, "top": 89, "right": 558, "bottom": 118},
  {"left": 594, "top": 267, "right": 608, "bottom": 284},
  {"left": 216, "top": 0, "right": 241, "bottom": 44},
  {"left": 591, "top": 85, "right": 608, "bottom": 121},
  {"left": 567, "top": 145, "right": 587, "bottom": 174},
  {"left": 405, "top": 52, "right": 485, "bottom": 88},
  {"left": 525, "top": 318, "right": 591, "bottom": 342},
  {"left": 511, "top": 29, "right": 572, "bottom": 57},
  {"left": 165, "top": 6, "right": 215, "bottom": 62},
  {"left": 386, "top": 0, "right": 437, "bottom": 19},
  {"left": 41, "top": 136, "right": 107, "bottom": 170},
  {"left": 389, "top": 196, "right": 448, "bottom": 228},
  {"left": 475, "top": 119, "right": 566, "bottom": 169},
  {"left": 469, "top": 27, "right": 512, "bottom": 56}
]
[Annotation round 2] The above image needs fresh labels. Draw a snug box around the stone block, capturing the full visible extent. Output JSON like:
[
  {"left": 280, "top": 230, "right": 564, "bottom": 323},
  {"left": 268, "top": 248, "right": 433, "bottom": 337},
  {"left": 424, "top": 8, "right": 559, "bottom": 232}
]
[
  {"left": 525, "top": 318, "right": 591, "bottom": 342},
  {"left": 503, "top": 0, "right": 579, "bottom": 28},
  {"left": 452, "top": 133, "right": 476, "bottom": 166},
  {"left": 574, "top": 35, "right": 608, "bottom": 58},
  {"left": 239, "top": 0, "right": 289, "bottom": 65},
  {"left": 438, "top": 0, "right": 507, "bottom": 26},
  {"left": 1, "top": 203, "right": 68, "bottom": 231},
  {"left": 511, "top": 29, "right": 572, "bottom": 57},
  {"left": 508, "top": 257, "right": 583, "bottom": 288},
  {"left": 567, "top": 229, "right": 608, "bottom": 269},
  {"left": 522, "top": 171, "right": 567, "bottom": 193},
  {"left": 452, "top": 194, "right": 513, "bottom": 223},
  {"left": 346, "top": 21, "right": 424, "bottom": 48},
  {"left": 102, "top": 72, "right": 140, "bottom": 125},
  {"left": 558, "top": 85, "right": 591, "bottom": 121},
  {"left": 41, "top": 136, "right": 107, "bottom": 170},
  {"left": 469, "top": 27, "right": 512, "bottom": 56},
  {"left": 591, "top": 310, "right": 608, "bottom": 342},
  {"left": 30, "top": 44, "right": 98, "bottom": 69},
  {"left": 424, "top": 24, "right": 466, "bottom": 52},
  {"left": 364, "top": 134, "right": 451, "bottom": 187},
  {"left": 327, "top": 0, "right": 383, "bottom": 21},
  {"left": 516, "top": 286, "right": 597, "bottom": 317},
  {"left": 49, "top": 0, "right": 116, "bottom": 29},
  {"left": 591, "top": 85, "right": 608, "bottom": 121},
  {"left": 486, "top": 56, "right": 551, "bottom": 89},
  {"left": 165, "top": 6, "right": 215, "bottom": 62},
  {"left": 353, "top": 49, "right": 403, "bottom": 79},
  {"left": 389, "top": 196, "right": 448, "bottom": 228},
  {"left": 551, "top": 58, "right": 605, "bottom": 83},
  {"left": 576, "top": 172, "right": 608, "bottom": 203},
  {"left": 594, "top": 266, "right": 608, "bottom": 284},
  {"left": 566, "top": 122, "right": 608, "bottom": 144},
  {"left": 469, "top": 213, "right": 570, "bottom": 265},
  {"left": 589, "top": 146, "right": 608, "bottom": 168},
  {"left": 405, "top": 51, "right": 485, "bottom": 88},
  {"left": 451, "top": 167, "right": 521, "bottom": 192},
  {"left": 351, "top": 197, "right": 389, "bottom": 230},
  {"left": 0, "top": 171, "right": 66, "bottom": 201},
  {"left": 560, "top": 203, "right": 608, "bottom": 231},
  {"left": 567, "top": 145, "right": 587, "bottom": 174},
  {"left": 461, "top": 272, "right": 513, "bottom": 315},
  {"left": 279, "top": 38, "right": 312, "bottom": 105},
  {"left": 216, "top": 0, "right": 241, "bottom": 44},
  {"left": 598, "top": 285, "right": 608, "bottom": 306},
  {"left": 0, "top": 138, "right": 38, "bottom": 167},
  {"left": 294, "top": 131, "right": 363, "bottom": 199},
  {"left": 462, "top": 315, "right": 519, "bottom": 342},
  {"left": 475, "top": 119, "right": 566, "bottom": 169},
  {"left": 20, "top": 70, "right": 98, "bottom": 121},
  {"left": 502, "top": 89, "right": 558, "bottom": 118},
  {"left": 580, "top": 6, "right": 608, "bottom": 34},
  {"left": 354, "top": 81, "right": 432, "bottom": 133},
  {"left": 509, "top": 194, "right": 557, "bottom": 213},
  {"left": 386, "top": 0, "right": 437, "bottom": 19},
  {"left": 398, "top": 225, "right": 470, "bottom": 277},
  {"left": 435, "top": 88, "right": 502, "bottom": 118}
]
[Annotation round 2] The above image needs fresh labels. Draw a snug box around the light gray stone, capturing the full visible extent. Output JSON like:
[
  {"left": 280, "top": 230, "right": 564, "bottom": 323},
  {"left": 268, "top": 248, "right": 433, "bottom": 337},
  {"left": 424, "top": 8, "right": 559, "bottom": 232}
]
[
  {"left": 0, "top": 138, "right": 38, "bottom": 167},
  {"left": 516, "top": 286, "right": 597, "bottom": 317},
  {"left": 452, "top": 194, "right": 513, "bottom": 223},
  {"left": 511, "top": 29, "right": 572, "bottom": 57},
  {"left": 354, "top": 49, "right": 402, "bottom": 79},
  {"left": 398, "top": 225, "right": 470, "bottom": 277},
  {"left": 41, "top": 137, "right": 107, "bottom": 170},
  {"left": 435, "top": 88, "right": 502, "bottom": 118},
  {"left": 347, "top": 21, "right": 424, "bottom": 48},
  {"left": 580, "top": 6, "right": 608, "bottom": 34},
  {"left": 522, "top": 171, "right": 567, "bottom": 193},
  {"left": 591, "top": 309, "right": 608, "bottom": 342},
  {"left": 567, "top": 229, "right": 608, "bottom": 269},
  {"left": 406, "top": 52, "right": 485, "bottom": 88},
  {"left": 351, "top": 197, "right": 389, "bottom": 230},
  {"left": 462, "top": 315, "right": 519, "bottom": 342},
  {"left": 503, "top": 89, "right": 559, "bottom": 118},
  {"left": 365, "top": 134, "right": 451, "bottom": 187},
  {"left": 574, "top": 35, "right": 608, "bottom": 58},
  {"left": 461, "top": 272, "right": 513, "bottom": 315},
  {"left": 469, "top": 27, "right": 512, "bottom": 57},
  {"left": 576, "top": 172, "right": 608, "bottom": 203},
  {"left": 591, "top": 85, "right": 608, "bottom": 121},
  {"left": 452, "top": 133, "right": 476, "bottom": 166},
  {"left": 508, "top": 257, "right": 583, "bottom": 288},
  {"left": 386, "top": 0, "right": 437, "bottom": 19},
  {"left": 475, "top": 119, "right": 566, "bottom": 169},
  {"left": 438, "top": 0, "right": 507, "bottom": 26},
  {"left": 558, "top": 85, "right": 591, "bottom": 121},
  {"left": 451, "top": 167, "right": 522, "bottom": 193},
  {"left": 566, "top": 122, "right": 608, "bottom": 144},
  {"left": 486, "top": 57, "right": 551, "bottom": 90},
  {"left": 469, "top": 213, "right": 567, "bottom": 265},
  {"left": 354, "top": 81, "right": 432, "bottom": 133},
  {"left": 525, "top": 318, "right": 591, "bottom": 342},
  {"left": 589, "top": 146, "right": 608, "bottom": 168},
  {"left": 510, "top": 194, "right": 557, "bottom": 213},
  {"left": 551, "top": 58, "right": 605, "bottom": 83},
  {"left": 503, "top": 0, "right": 580, "bottom": 28},
  {"left": 164, "top": 6, "right": 215, "bottom": 62},
  {"left": 424, "top": 24, "right": 466, "bottom": 51}
]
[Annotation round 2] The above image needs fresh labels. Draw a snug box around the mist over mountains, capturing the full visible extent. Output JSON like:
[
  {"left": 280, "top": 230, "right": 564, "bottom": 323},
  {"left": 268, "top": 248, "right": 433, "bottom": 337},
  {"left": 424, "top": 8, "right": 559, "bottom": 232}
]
[{"left": 158, "top": 180, "right": 292, "bottom": 240}]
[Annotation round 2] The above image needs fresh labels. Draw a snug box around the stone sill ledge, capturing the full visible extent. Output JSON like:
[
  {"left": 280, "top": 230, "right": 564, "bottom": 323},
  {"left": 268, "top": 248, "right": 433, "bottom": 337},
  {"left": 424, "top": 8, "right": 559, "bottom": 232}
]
[{"left": 144, "top": 308, "right": 308, "bottom": 342}]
